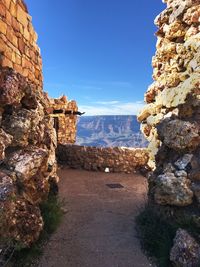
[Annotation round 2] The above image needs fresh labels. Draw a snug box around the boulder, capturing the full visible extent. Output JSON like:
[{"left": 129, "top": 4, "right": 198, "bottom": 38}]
[
  {"left": 157, "top": 119, "right": 200, "bottom": 151},
  {"left": 2, "top": 107, "right": 44, "bottom": 147},
  {"left": 0, "top": 68, "right": 24, "bottom": 106},
  {"left": 5, "top": 146, "right": 48, "bottom": 181},
  {"left": 154, "top": 172, "right": 193, "bottom": 206},
  {"left": 1, "top": 197, "right": 44, "bottom": 247},
  {"left": 170, "top": 229, "right": 200, "bottom": 267}
]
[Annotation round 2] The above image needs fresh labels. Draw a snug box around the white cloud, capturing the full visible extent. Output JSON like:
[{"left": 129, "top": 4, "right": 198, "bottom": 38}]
[
  {"left": 79, "top": 101, "right": 145, "bottom": 116},
  {"left": 95, "top": 100, "right": 120, "bottom": 105}
]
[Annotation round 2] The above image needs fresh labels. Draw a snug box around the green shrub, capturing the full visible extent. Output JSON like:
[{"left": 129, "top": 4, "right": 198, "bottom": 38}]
[
  {"left": 40, "top": 195, "right": 64, "bottom": 235},
  {"left": 136, "top": 204, "right": 176, "bottom": 267},
  {"left": 136, "top": 204, "right": 200, "bottom": 267}
]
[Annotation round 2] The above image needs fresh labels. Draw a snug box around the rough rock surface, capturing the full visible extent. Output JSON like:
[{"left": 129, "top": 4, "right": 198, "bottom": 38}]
[
  {"left": 170, "top": 229, "right": 200, "bottom": 267},
  {"left": 154, "top": 172, "right": 193, "bottom": 206},
  {"left": 0, "top": 0, "right": 43, "bottom": 88},
  {"left": 138, "top": 0, "right": 200, "bottom": 264},
  {"left": 157, "top": 119, "right": 200, "bottom": 151},
  {"left": 49, "top": 96, "right": 78, "bottom": 144},
  {"left": 57, "top": 144, "right": 149, "bottom": 173},
  {"left": 138, "top": 0, "right": 200, "bottom": 207},
  {"left": 0, "top": 0, "right": 58, "bottom": 249},
  {"left": 0, "top": 69, "right": 58, "bottom": 248}
]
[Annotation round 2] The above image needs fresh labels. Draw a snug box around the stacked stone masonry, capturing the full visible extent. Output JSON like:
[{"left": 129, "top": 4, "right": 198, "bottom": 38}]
[
  {"left": 0, "top": 0, "right": 42, "bottom": 88},
  {"left": 58, "top": 144, "right": 149, "bottom": 173},
  {"left": 138, "top": 0, "right": 200, "bottom": 206},
  {"left": 0, "top": 0, "right": 59, "bottom": 249},
  {"left": 138, "top": 1, "right": 200, "bottom": 265},
  {"left": 49, "top": 95, "right": 78, "bottom": 144}
]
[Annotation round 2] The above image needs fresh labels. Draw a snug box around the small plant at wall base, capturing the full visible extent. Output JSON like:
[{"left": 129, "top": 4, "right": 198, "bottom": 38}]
[
  {"left": 10, "top": 195, "right": 64, "bottom": 267},
  {"left": 40, "top": 194, "right": 65, "bottom": 235},
  {"left": 136, "top": 204, "right": 200, "bottom": 267},
  {"left": 136, "top": 204, "right": 176, "bottom": 267}
]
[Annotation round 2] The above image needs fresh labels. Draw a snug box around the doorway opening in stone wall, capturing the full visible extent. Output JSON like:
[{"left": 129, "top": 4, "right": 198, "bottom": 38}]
[{"left": 54, "top": 117, "right": 59, "bottom": 135}]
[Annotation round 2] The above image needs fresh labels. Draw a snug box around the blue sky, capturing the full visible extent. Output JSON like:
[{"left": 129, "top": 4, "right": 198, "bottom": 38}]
[{"left": 26, "top": 0, "right": 165, "bottom": 115}]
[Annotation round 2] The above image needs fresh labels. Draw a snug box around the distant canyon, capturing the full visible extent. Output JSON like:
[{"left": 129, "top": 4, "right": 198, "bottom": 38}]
[{"left": 76, "top": 115, "right": 148, "bottom": 148}]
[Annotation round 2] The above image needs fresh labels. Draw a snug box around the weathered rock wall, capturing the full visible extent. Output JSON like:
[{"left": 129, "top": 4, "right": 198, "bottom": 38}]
[
  {"left": 0, "top": 0, "right": 42, "bottom": 88},
  {"left": 49, "top": 96, "right": 78, "bottom": 144},
  {"left": 138, "top": 1, "right": 200, "bottom": 264},
  {"left": 0, "top": 0, "right": 58, "bottom": 248},
  {"left": 138, "top": 0, "right": 200, "bottom": 207},
  {"left": 57, "top": 144, "right": 149, "bottom": 173}
]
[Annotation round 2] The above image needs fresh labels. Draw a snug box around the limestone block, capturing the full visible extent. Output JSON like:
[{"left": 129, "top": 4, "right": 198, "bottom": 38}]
[
  {"left": 12, "top": 16, "right": 20, "bottom": 32},
  {"left": 164, "top": 20, "right": 186, "bottom": 40},
  {"left": 4, "top": 0, "right": 11, "bottom": 10},
  {"left": 0, "top": 3, "right": 6, "bottom": 18},
  {"left": 18, "top": 37, "right": 25, "bottom": 54},
  {"left": 6, "top": 10, "right": 12, "bottom": 26},
  {"left": 1, "top": 57, "right": 13, "bottom": 68},
  {"left": 154, "top": 172, "right": 193, "bottom": 206},
  {"left": 24, "top": 27, "right": 30, "bottom": 41},
  {"left": 16, "top": 4, "right": 28, "bottom": 27},
  {"left": 10, "top": 1, "right": 17, "bottom": 17},
  {"left": 5, "top": 146, "right": 48, "bottom": 181},
  {"left": 3, "top": 45, "right": 13, "bottom": 60},
  {"left": 138, "top": 103, "right": 161, "bottom": 122},
  {"left": 157, "top": 119, "right": 200, "bottom": 151},
  {"left": 155, "top": 73, "right": 200, "bottom": 108},
  {"left": 0, "top": 19, "right": 7, "bottom": 35},
  {"left": 6, "top": 27, "right": 18, "bottom": 47}
]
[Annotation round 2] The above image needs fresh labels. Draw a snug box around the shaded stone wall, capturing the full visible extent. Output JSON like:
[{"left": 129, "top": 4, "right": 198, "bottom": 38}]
[
  {"left": 0, "top": 0, "right": 58, "bottom": 248},
  {"left": 138, "top": 1, "right": 200, "bottom": 207},
  {"left": 57, "top": 144, "right": 149, "bottom": 173},
  {"left": 0, "top": 0, "right": 42, "bottom": 88}
]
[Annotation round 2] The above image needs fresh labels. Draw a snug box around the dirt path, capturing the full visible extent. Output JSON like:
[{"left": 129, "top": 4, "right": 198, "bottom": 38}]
[{"left": 38, "top": 168, "right": 151, "bottom": 267}]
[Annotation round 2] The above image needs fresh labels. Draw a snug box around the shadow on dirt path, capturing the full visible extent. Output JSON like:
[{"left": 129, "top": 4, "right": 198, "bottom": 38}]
[{"left": 38, "top": 168, "right": 151, "bottom": 267}]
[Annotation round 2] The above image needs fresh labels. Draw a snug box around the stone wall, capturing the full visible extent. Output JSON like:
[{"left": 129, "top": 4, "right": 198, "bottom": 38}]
[
  {"left": 138, "top": 0, "right": 200, "bottom": 207},
  {"left": 138, "top": 1, "right": 200, "bottom": 264},
  {"left": 49, "top": 95, "right": 78, "bottom": 144},
  {"left": 57, "top": 144, "right": 149, "bottom": 173},
  {"left": 0, "top": 0, "right": 58, "bottom": 248},
  {"left": 0, "top": 0, "right": 42, "bottom": 88}
]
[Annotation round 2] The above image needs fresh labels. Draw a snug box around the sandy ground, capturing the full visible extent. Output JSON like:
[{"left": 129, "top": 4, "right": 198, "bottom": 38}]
[{"left": 37, "top": 168, "right": 151, "bottom": 267}]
